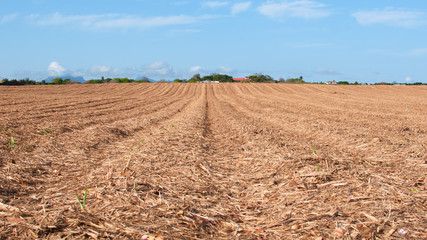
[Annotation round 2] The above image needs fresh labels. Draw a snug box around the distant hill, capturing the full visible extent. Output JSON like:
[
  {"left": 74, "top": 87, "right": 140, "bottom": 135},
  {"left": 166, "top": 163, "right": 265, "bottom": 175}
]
[{"left": 45, "top": 75, "right": 85, "bottom": 83}]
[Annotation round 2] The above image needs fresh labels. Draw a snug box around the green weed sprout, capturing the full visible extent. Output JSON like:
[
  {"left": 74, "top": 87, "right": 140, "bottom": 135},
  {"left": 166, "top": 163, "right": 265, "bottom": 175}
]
[
  {"left": 41, "top": 125, "right": 53, "bottom": 135},
  {"left": 313, "top": 146, "right": 321, "bottom": 171},
  {"left": 10, "top": 137, "right": 15, "bottom": 149},
  {"left": 162, "top": 124, "right": 174, "bottom": 134},
  {"left": 76, "top": 188, "right": 88, "bottom": 210}
]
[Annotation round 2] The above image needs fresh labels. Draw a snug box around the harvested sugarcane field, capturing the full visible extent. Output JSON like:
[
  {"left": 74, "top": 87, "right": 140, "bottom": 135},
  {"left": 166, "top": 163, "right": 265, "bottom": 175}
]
[{"left": 0, "top": 83, "right": 426, "bottom": 239}]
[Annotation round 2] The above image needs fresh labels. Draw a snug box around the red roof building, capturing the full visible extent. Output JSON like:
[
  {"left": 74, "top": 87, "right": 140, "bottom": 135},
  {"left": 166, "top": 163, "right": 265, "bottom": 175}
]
[{"left": 233, "top": 77, "right": 251, "bottom": 81}]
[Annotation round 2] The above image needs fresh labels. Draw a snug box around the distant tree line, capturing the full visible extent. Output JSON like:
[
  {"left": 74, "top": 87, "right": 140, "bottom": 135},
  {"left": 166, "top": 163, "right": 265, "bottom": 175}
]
[
  {"left": 185, "top": 73, "right": 234, "bottom": 83},
  {"left": 0, "top": 78, "right": 76, "bottom": 85},
  {"left": 1, "top": 75, "right": 425, "bottom": 86},
  {"left": 84, "top": 77, "right": 150, "bottom": 84},
  {"left": 310, "top": 81, "right": 359, "bottom": 85},
  {"left": 184, "top": 73, "right": 283, "bottom": 83},
  {"left": 51, "top": 78, "right": 80, "bottom": 84},
  {"left": 278, "top": 76, "right": 305, "bottom": 84},
  {"left": 0, "top": 78, "right": 41, "bottom": 85},
  {"left": 0, "top": 77, "right": 151, "bottom": 85}
]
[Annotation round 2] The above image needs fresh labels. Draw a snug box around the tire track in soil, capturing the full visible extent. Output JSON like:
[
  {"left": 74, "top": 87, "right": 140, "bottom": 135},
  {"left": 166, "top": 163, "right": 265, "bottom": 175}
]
[
  {"left": 44, "top": 83, "right": 257, "bottom": 239},
  {"left": 183, "top": 84, "right": 291, "bottom": 239}
]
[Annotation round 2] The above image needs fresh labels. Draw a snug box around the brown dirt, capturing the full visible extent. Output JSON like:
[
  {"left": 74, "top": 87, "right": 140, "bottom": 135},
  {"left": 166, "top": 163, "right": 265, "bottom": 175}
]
[{"left": 0, "top": 83, "right": 426, "bottom": 239}]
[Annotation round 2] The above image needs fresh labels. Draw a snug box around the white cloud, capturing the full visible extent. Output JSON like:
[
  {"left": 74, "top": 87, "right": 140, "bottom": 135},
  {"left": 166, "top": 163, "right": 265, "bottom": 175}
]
[
  {"left": 30, "top": 12, "right": 112, "bottom": 26},
  {"left": 29, "top": 12, "right": 218, "bottom": 29},
  {"left": 217, "top": 66, "right": 233, "bottom": 74},
  {"left": 352, "top": 8, "right": 426, "bottom": 28},
  {"left": 189, "top": 66, "right": 204, "bottom": 73},
  {"left": 143, "top": 61, "right": 174, "bottom": 76},
  {"left": 95, "top": 15, "right": 198, "bottom": 28},
  {"left": 47, "top": 61, "right": 66, "bottom": 76},
  {"left": 203, "top": 1, "right": 229, "bottom": 8},
  {"left": 232, "top": 2, "right": 252, "bottom": 15},
  {"left": 1, "top": 13, "right": 18, "bottom": 24},
  {"left": 27, "top": 14, "right": 40, "bottom": 21},
  {"left": 49, "top": 61, "right": 179, "bottom": 80},
  {"left": 9, "top": 62, "right": 239, "bottom": 81},
  {"left": 258, "top": 0, "right": 331, "bottom": 20},
  {"left": 79, "top": 66, "right": 136, "bottom": 79},
  {"left": 90, "top": 65, "right": 112, "bottom": 74},
  {"left": 405, "top": 77, "right": 412, "bottom": 82}
]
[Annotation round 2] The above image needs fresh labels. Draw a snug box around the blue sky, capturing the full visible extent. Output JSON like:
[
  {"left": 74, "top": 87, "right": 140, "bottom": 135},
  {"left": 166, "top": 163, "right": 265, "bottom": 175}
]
[{"left": 1, "top": 0, "right": 427, "bottom": 83}]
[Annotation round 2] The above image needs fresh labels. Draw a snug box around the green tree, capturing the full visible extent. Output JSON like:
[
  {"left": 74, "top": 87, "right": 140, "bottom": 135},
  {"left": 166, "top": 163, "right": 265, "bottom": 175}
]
[
  {"left": 249, "top": 74, "right": 274, "bottom": 82},
  {"left": 189, "top": 73, "right": 202, "bottom": 82},
  {"left": 212, "top": 73, "right": 233, "bottom": 82},
  {"left": 285, "top": 77, "right": 306, "bottom": 84},
  {"left": 52, "top": 78, "right": 64, "bottom": 84},
  {"left": 201, "top": 75, "right": 213, "bottom": 82},
  {"left": 139, "top": 77, "right": 151, "bottom": 83}
]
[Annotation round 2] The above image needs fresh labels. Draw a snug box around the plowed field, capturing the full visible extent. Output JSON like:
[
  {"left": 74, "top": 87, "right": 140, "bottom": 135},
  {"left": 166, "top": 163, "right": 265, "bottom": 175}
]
[{"left": 1, "top": 83, "right": 426, "bottom": 239}]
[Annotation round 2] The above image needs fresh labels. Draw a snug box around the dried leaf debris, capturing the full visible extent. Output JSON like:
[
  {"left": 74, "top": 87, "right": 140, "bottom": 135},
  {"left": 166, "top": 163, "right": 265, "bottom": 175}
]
[{"left": 0, "top": 84, "right": 426, "bottom": 239}]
